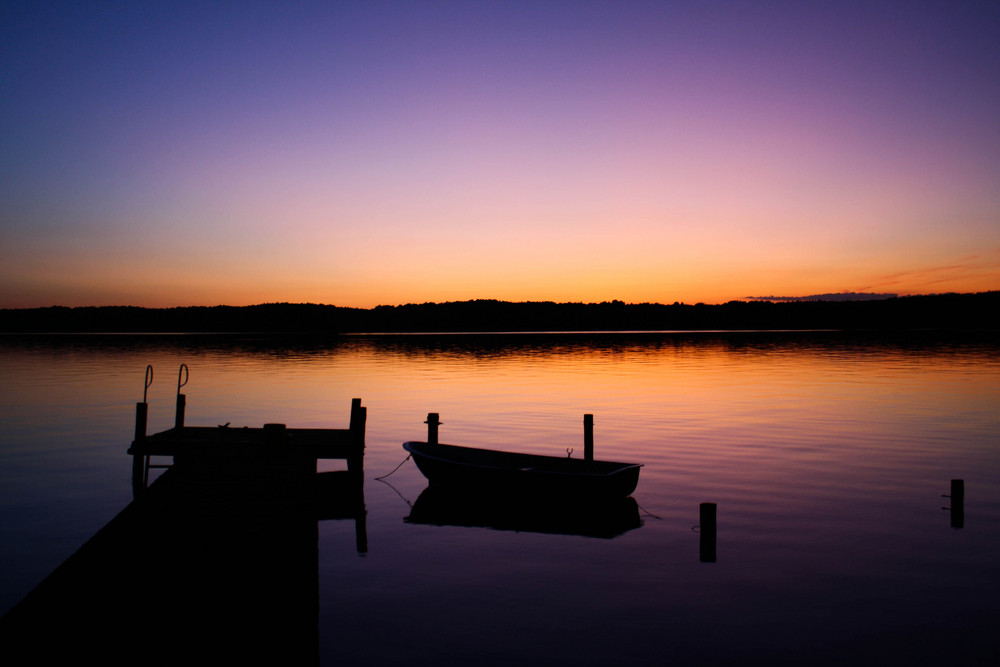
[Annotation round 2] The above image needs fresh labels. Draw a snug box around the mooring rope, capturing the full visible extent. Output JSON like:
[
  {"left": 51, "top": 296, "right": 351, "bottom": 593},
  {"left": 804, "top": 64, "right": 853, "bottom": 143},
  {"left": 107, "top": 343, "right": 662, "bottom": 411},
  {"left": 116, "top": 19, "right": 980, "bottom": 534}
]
[
  {"left": 375, "top": 476, "right": 414, "bottom": 509},
  {"left": 375, "top": 453, "right": 412, "bottom": 480},
  {"left": 636, "top": 501, "right": 663, "bottom": 520}
]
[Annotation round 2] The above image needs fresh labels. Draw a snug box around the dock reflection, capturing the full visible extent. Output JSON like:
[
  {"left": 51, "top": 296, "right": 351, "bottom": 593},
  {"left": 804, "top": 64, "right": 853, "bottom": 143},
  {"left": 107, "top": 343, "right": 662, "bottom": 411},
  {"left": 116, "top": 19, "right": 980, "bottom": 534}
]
[{"left": 405, "top": 485, "right": 642, "bottom": 539}]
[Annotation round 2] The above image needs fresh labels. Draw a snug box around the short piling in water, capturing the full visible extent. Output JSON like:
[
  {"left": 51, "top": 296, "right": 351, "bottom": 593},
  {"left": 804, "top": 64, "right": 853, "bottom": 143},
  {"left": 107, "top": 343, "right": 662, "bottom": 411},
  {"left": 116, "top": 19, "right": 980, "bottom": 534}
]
[
  {"left": 426, "top": 412, "right": 441, "bottom": 446},
  {"left": 945, "top": 479, "right": 965, "bottom": 528},
  {"left": 951, "top": 479, "right": 964, "bottom": 505},
  {"left": 584, "top": 414, "right": 594, "bottom": 461},
  {"left": 700, "top": 502, "right": 717, "bottom": 563}
]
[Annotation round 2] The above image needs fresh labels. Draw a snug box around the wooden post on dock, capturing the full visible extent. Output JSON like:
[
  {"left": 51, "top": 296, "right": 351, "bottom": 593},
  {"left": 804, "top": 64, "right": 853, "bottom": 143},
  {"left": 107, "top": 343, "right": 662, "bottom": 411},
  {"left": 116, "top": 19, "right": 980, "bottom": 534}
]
[
  {"left": 175, "top": 363, "right": 188, "bottom": 429},
  {"left": 583, "top": 414, "right": 594, "bottom": 461},
  {"left": 264, "top": 423, "right": 287, "bottom": 446},
  {"left": 349, "top": 399, "right": 366, "bottom": 476},
  {"left": 426, "top": 413, "right": 441, "bottom": 445},
  {"left": 134, "top": 402, "right": 148, "bottom": 443},
  {"left": 350, "top": 398, "right": 364, "bottom": 437},
  {"left": 131, "top": 364, "right": 154, "bottom": 497},
  {"left": 700, "top": 502, "right": 717, "bottom": 563},
  {"left": 349, "top": 399, "right": 368, "bottom": 550},
  {"left": 175, "top": 393, "right": 186, "bottom": 429},
  {"left": 132, "top": 401, "right": 148, "bottom": 498}
]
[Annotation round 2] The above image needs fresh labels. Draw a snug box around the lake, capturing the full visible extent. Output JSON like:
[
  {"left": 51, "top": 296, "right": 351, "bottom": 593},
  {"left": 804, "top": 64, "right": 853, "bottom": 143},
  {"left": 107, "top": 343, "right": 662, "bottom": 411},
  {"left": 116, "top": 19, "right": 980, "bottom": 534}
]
[{"left": 1, "top": 331, "right": 998, "bottom": 664}]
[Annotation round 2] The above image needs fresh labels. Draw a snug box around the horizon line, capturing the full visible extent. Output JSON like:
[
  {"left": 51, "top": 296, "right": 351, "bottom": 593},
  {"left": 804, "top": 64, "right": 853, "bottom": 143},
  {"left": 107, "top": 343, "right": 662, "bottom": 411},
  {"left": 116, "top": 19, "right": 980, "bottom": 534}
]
[{"left": 6, "top": 291, "right": 999, "bottom": 312}]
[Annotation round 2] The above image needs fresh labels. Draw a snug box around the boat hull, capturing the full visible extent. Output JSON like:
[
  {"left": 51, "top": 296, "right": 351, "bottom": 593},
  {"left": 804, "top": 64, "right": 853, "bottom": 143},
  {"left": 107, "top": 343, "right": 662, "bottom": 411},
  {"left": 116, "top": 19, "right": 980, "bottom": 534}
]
[{"left": 403, "top": 441, "right": 641, "bottom": 498}]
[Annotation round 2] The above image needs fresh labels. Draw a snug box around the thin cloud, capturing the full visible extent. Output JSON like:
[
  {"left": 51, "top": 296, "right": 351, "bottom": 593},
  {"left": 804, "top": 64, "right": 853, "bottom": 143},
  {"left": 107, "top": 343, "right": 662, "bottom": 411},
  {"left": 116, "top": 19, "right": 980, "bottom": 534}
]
[
  {"left": 862, "top": 251, "right": 1000, "bottom": 294},
  {"left": 746, "top": 292, "right": 896, "bottom": 302}
]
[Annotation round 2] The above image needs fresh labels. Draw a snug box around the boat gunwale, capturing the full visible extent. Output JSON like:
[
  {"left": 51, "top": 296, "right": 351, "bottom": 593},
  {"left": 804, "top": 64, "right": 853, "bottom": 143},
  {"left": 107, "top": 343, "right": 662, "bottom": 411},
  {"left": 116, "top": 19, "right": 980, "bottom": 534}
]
[{"left": 402, "top": 441, "right": 643, "bottom": 478}]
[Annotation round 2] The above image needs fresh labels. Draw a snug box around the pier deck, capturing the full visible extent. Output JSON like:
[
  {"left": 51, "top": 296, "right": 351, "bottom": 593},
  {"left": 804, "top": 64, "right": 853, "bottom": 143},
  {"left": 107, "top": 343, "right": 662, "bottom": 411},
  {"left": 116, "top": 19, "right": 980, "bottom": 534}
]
[
  {"left": 127, "top": 395, "right": 366, "bottom": 496},
  {"left": 1, "top": 394, "right": 369, "bottom": 662}
]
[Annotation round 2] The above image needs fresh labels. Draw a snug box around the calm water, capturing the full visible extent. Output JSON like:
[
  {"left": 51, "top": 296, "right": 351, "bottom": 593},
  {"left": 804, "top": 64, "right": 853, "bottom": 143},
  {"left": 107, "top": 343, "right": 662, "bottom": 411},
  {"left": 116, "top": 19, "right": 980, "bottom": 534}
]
[{"left": 1, "top": 332, "right": 999, "bottom": 664}]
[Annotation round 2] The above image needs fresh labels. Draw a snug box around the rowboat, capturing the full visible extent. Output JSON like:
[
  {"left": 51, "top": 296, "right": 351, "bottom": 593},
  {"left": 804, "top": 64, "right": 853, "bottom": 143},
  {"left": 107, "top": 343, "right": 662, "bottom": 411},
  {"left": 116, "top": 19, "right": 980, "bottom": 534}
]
[{"left": 402, "top": 441, "right": 642, "bottom": 498}]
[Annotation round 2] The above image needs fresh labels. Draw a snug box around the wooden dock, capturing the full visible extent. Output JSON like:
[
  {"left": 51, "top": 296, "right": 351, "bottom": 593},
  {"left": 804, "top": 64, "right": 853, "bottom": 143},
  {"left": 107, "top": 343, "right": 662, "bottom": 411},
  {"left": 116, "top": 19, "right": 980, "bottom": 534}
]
[
  {"left": 129, "top": 373, "right": 366, "bottom": 498},
  {"left": 1, "top": 368, "right": 369, "bottom": 663}
]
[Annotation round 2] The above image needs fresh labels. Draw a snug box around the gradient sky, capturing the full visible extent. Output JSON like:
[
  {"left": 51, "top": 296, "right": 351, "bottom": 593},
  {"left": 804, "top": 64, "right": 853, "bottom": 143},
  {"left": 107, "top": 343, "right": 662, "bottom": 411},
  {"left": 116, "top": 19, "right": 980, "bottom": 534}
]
[{"left": 2, "top": 1, "right": 999, "bottom": 308}]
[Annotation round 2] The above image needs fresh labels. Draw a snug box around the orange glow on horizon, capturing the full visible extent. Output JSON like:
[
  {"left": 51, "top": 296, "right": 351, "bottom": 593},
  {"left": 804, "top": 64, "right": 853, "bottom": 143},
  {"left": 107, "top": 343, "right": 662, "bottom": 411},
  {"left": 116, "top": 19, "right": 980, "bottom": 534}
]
[{"left": 2, "top": 4, "right": 998, "bottom": 310}]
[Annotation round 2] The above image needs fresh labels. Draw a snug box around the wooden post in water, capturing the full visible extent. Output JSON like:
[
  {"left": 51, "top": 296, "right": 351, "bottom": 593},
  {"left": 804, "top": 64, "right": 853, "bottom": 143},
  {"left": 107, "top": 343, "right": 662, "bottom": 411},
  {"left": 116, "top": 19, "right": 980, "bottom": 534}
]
[
  {"left": 583, "top": 414, "right": 594, "bottom": 461},
  {"left": 950, "top": 479, "right": 965, "bottom": 529},
  {"left": 951, "top": 479, "right": 965, "bottom": 505},
  {"left": 700, "top": 502, "right": 717, "bottom": 563},
  {"left": 426, "top": 413, "right": 441, "bottom": 446}
]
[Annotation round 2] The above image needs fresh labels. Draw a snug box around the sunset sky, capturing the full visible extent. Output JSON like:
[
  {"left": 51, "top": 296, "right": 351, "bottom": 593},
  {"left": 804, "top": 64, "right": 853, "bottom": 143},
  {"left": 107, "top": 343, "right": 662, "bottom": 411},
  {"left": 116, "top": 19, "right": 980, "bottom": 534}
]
[{"left": 2, "top": 1, "right": 998, "bottom": 308}]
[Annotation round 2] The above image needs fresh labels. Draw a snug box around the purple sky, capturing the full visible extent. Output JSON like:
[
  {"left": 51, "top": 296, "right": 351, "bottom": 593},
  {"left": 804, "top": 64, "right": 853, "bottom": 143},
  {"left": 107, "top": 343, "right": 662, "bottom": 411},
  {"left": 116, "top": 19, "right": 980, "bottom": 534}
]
[{"left": 2, "top": 1, "right": 998, "bottom": 307}]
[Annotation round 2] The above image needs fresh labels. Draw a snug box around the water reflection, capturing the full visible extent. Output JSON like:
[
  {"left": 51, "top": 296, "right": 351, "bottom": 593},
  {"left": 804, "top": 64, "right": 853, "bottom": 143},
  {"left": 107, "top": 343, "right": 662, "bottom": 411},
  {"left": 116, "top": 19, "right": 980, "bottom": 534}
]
[
  {"left": 5, "top": 328, "right": 998, "bottom": 359},
  {"left": 405, "top": 485, "right": 642, "bottom": 539},
  {"left": 1, "top": 332, "right": 999, "bottom": 664}
]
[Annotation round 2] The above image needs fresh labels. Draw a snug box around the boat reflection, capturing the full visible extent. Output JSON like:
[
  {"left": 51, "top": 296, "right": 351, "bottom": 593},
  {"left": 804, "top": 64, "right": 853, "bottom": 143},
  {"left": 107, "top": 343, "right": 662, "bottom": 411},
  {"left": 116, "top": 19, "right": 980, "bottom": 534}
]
[{"left": 405, "top": 485, "right": 643, "bottom": 539}]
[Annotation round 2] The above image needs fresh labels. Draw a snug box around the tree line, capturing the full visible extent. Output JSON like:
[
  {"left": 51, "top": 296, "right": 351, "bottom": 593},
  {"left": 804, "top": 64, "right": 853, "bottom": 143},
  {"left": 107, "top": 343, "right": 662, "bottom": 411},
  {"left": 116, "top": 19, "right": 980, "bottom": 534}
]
[{"left": 0, "top": 292, "right": 997, "bottom": 333}]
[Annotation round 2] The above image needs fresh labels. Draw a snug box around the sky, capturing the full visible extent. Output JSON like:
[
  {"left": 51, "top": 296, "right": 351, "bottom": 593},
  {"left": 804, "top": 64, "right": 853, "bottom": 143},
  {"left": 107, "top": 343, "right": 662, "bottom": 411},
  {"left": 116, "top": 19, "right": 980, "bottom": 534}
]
[{"left": 2, "top": 1, "right": 999, "bottom": 308}]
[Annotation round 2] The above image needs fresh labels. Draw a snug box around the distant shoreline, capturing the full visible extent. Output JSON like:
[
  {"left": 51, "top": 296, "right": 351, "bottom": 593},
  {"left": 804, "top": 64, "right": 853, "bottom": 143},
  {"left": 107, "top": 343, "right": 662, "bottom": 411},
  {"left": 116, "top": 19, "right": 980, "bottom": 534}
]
[{"left": 1, "top": 292, "right": 997, "bottom": 334}]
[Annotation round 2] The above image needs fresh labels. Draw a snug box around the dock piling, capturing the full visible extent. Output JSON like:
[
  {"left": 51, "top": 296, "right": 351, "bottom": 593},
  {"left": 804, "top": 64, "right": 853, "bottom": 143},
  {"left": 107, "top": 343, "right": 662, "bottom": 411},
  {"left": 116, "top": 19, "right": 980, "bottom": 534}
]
[
  {"left": 134, "top": 401, "right": 148, "bottom": 443},
  {"left": 951, "top": 479, "right": 965, "bottom": 505},
  {"left": 175, "top": 364, "right": 188, "bottom": 429},
  {"left": 349, "top": 399, "right": 366, "bottom": 475},
  {"left": 175, "top": 394, "right": 186, "bottom": 429},
  {"left": 583, "top": 414, "right": 594, "bottom": 461},
  {"left": 132, "top": 401, "right": 148, "bottom": 497},
  {"left": 700, "top": 502, "right": 717, "bottom": 563},
  {"left": 131, "top": 365, "right": 153, "bottom": 498},
  {"left": 947, "top": 479, "right": 965, "bottom": 528}
]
